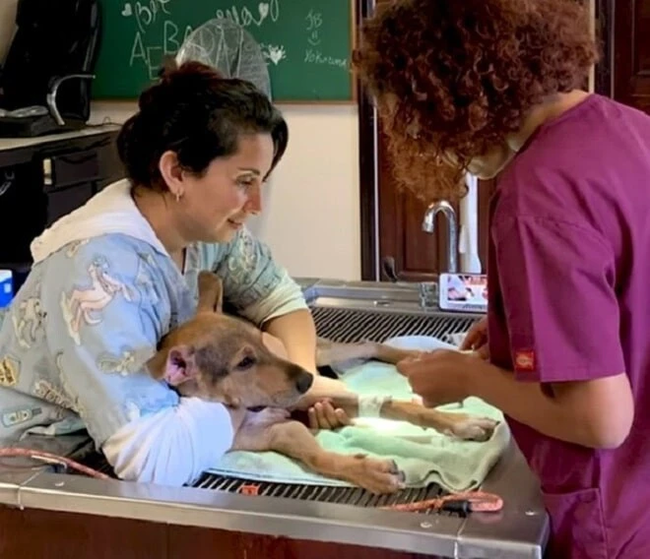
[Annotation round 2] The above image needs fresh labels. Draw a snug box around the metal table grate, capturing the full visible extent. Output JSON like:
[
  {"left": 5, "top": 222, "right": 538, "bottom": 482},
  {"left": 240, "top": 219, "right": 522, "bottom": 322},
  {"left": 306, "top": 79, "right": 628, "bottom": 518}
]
[
  {"left": 193, "top": 472, "right": 449, "bottom": 514},
  {"left": 78, "top": 305, "right": 479, "bottom": 514},
  {"left": 310, "top": 305, "right": 477, "bottom": 344}
]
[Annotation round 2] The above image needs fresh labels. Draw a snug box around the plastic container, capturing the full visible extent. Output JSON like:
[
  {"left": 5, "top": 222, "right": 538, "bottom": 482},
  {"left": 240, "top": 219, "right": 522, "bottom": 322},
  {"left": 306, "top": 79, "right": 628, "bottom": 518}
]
[{"left": 0, "top": 270, "right": 14, "bottom": 309}]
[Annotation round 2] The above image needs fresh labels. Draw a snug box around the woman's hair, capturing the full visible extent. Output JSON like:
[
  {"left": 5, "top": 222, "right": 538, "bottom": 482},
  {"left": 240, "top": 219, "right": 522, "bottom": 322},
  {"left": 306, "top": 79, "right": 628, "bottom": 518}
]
[
  {"left": 116, "top": 60, "right": 288, "bottom": 190},
  {"left": 353, "top": 0, "right": 598, "bottom": 201}
]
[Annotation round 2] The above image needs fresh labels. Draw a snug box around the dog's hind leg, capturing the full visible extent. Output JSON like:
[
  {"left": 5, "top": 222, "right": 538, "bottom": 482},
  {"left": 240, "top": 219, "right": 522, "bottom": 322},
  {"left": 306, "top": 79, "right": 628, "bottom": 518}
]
[
  {"left": 316, "top": 338, "right": 422, "bottom": 368},
  {"left": 232, "top": 409, "right": 405, "bottom": 495}
]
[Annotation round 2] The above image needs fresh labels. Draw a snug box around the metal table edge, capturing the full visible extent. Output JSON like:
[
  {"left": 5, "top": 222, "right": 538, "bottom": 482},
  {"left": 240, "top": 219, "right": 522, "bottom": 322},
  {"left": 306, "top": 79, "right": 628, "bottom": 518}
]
[
  {"left": 14, "top": 470, "right": 465, "bottom": 556},
  {"left": 0, "top": 469, "right": 45, "bottom": 507}
]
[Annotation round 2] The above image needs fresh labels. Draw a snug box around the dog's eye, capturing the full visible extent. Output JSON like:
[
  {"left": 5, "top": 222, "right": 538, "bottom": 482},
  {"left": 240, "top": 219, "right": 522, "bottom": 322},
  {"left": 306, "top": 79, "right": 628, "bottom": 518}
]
[{"left": 236, "top": 356, "right": 256, "bottom": 370}]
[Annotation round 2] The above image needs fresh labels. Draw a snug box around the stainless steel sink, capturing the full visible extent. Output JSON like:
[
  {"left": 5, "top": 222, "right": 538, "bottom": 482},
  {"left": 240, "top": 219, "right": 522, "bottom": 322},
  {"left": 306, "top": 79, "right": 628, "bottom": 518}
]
[{"left": 295, "top": 278, "right": 482, "bottom": 322}]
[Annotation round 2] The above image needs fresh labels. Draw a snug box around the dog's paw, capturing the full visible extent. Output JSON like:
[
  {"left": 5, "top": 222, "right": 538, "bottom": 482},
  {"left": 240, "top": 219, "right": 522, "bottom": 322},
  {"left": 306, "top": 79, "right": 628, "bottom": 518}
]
[
  {"left": 447, "top": 416, "right": 499, "bottom": 442},
  {"left": 349, "top": 454, "right": 405, "bottom": 494}
]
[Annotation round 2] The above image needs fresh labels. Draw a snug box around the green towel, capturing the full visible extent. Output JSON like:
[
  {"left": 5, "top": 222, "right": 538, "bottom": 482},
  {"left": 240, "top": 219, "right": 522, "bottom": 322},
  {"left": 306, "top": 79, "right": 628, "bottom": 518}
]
[{"left": 208, "top": 354, "right": 510, "bottom": 493}]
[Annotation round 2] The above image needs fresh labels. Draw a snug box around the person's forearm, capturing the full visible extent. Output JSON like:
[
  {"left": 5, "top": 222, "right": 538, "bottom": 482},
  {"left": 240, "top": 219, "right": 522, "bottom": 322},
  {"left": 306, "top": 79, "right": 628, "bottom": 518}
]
[
  {"left": 293, "top": 374, "right": 353, "bottom": 409},
  {"left": 103, "top": 398, "right": 235, "bottom": 486},
  {"left": 469, "top": 359, "right": 604, "bottom": 448},
  {"left": 263, "top": 309, "right": 318, "bottom": 373}
]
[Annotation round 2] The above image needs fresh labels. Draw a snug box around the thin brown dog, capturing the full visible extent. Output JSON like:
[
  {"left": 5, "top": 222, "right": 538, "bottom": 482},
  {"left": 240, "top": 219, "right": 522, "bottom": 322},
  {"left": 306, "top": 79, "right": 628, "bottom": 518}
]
[{"left": 146, "top": 271, "right": 497, "bottom": 494}]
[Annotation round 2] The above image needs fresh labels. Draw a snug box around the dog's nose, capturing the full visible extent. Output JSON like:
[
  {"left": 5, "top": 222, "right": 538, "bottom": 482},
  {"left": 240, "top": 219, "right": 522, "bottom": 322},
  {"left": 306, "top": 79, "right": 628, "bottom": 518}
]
[{"left": 295, "top": 372, "right": 314, "bottom": 394}]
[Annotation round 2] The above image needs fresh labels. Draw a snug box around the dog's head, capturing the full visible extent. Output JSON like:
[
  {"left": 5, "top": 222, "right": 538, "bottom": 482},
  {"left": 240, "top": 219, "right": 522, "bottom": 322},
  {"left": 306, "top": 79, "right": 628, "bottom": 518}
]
[{"left": 146, "top": 271, "right": 314, "bottom": 409}]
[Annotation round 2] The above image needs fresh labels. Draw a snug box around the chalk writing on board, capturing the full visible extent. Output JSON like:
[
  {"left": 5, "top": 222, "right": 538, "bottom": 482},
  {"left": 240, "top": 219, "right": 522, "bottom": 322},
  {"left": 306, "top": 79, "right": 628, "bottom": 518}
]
[
  {"left": 303, "top": 9, "right": 348, "bottom": 71},
  {"left": 122, "top": 0, "right": 289, "bottom": 78},
  {"left": 216, "top": 0, "right": 279, "bottom": 28},
  {"left": 304, "top": 50, "right": 348, "bottom": 69},
  {"left": 305, "top": 9, "right": 322, "bottom": 47},
  {"left": 126, "top": 0, "right": 173, "bottom": 33},
  {"left": 121, "top": 0, "right": 280, "bottom": 29},
  {"left": 129, "top": 20, "right": 193, "bottom": 79},
  {"left": 118, "top": 0, "right": 348, "bottom": 91}
]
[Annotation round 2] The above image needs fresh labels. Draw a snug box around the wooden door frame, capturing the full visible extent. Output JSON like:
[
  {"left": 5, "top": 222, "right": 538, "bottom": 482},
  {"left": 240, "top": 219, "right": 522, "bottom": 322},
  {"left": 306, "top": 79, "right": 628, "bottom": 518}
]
[
  {"left": 357, "top": 0, "right": 615, "bottom": 281},
  {"left": 356, "top": 0, "right": 380, "bottom": 281},
  {"left": 594, "top": 0, "right": 614, "bottom": 97}
]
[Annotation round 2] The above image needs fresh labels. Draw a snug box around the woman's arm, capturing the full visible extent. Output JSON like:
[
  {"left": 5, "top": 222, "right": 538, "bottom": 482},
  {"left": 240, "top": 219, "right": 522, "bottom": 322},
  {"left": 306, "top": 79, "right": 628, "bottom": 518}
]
[
  {"left": 471, "top": 360, "right": 634, "bottom": 449},
  {"left": 43, "top": 239, "right": 235, "bottom": 486},
  {"left": 213, "top": 228, "right": 317, "bottom": 370},
  {"left": 404, "top": 213, "right": 635, "bottom": 450},
  {"left": 401, "top": 351, "right": 633, "bottom": 449},
  {"left": 263, "top": 309, "right": 318, "bottom": 373}
]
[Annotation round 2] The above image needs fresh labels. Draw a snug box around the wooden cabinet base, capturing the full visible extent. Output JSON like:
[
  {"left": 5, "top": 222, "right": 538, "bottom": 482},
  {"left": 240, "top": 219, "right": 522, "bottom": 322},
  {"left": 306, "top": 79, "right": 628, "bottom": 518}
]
[{"left": 0, "top": 506, "right": 435, "bottom": 559}]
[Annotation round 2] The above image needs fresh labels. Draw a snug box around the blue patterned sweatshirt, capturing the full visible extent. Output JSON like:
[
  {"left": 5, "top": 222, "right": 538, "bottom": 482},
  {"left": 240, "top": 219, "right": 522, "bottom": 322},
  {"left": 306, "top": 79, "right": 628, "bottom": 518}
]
[{"left": 0, "top": 179, "right": 308, "bottom": 485}]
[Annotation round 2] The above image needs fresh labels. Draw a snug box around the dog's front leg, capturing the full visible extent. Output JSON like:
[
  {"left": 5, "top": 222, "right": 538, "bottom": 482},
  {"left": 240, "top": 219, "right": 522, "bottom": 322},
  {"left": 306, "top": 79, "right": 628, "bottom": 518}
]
[
  {"left": 231, "top": 409, "right": 404, "bottom": 495},
  {"left": 291, "top": 374, "right": 498, "bottom": 442},
  {"left": 230, "top": 408, "right": 292, "bottom": 451},
  {"left": 321, "top": 394, "right": 498, "bottom": 442},
  {"left": 379, "top": 400, "right": 499, "bottom": 442}
]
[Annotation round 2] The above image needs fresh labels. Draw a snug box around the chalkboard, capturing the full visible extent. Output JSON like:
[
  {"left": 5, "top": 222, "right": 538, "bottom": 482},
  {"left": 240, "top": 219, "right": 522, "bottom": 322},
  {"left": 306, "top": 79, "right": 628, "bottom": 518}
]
[{"left": 92, "top": 0, "right": 356, "bottom": 102}]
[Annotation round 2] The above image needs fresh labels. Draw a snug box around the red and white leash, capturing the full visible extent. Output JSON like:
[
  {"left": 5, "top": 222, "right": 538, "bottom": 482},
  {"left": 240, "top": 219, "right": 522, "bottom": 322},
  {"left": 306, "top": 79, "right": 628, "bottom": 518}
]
[{"left": 0, "top": 447, "right": 109, "bottom": 480}]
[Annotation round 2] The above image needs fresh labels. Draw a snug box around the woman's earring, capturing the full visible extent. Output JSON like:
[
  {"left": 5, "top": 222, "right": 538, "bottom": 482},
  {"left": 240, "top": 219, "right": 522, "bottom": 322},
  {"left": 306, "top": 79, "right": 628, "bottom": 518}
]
[{"left": 175, "top": 192, "right": 181, "bottom": 202}]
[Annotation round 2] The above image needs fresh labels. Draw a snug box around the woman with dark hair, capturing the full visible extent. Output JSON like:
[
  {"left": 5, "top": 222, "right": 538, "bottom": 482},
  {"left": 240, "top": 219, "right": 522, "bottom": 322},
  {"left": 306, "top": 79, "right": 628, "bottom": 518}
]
[
  {"left": 0, "top": 61, "right": 347, "bottom": 485},
  {"left": 356, "top": 1, "right": 650, "bottom": 557}
]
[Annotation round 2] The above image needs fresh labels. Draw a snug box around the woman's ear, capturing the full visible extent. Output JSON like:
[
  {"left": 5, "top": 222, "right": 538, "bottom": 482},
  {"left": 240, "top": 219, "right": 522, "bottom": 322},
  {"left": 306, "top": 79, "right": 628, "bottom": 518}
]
[{"left": 158, "top": 150, "right": 185, "bottom": 198}]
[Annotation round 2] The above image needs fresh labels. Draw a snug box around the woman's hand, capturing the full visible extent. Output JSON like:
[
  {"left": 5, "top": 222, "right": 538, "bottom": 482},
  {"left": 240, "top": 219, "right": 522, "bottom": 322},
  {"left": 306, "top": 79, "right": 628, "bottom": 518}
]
[
  {"left": 397, "top": 350, "right": 476, "bottom": 407},
  {"left": 285, "top": 369, "right": 353, "bottom": 431},
  {"left": 460, "top": 317, "right": 489, "bottom": 359},
  {"left": 307, "top": 400, "right": 353, "bottom": 430},
  {"left": 304, "top": 377, "right": 354, "bottom": 430}
]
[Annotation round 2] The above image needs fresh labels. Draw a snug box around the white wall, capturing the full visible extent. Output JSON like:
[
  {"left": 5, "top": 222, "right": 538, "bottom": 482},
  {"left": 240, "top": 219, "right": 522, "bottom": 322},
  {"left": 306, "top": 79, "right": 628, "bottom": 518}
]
[
  {"left": 0, "top": 0, "right": 17, "bottom": 60},
  {"left": 0, "top": 3, "right": 362, "bottom": 281}
]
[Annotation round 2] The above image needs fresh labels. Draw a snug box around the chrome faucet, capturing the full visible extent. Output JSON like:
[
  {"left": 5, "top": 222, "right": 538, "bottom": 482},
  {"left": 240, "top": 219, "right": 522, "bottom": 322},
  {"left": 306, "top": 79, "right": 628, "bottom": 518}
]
[{"left": 422, "top": 200, "right": 458, "bottom": 273}]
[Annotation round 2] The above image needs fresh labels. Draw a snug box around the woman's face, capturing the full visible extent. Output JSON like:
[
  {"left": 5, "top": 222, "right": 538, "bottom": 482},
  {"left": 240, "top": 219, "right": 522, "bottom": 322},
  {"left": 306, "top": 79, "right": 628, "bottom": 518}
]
[
  {"left": 442, "top": 146, "right": 512, "bottom": 181},
  {"left": 466, "top": 143, "right": 514, "bottom": 179},
  {"left": 443, "top": 139, "right": 512, "bottom": 180},
  {"left": 176, "top": 133, "right": 275, "bottom": 244}
]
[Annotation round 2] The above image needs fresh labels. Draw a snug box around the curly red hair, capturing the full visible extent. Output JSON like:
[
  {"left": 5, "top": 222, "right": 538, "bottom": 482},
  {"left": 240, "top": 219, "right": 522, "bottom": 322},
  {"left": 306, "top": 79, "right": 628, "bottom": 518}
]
[{"left": 353, "top": 0, "right": 598, "bottom": 201}]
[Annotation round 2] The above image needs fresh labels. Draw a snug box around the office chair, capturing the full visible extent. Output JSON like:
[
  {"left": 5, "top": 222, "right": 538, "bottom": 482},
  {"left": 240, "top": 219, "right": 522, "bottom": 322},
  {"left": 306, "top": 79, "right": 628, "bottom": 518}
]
[{"left": 0, "top": 0, "right": 101, "bottom": 137}]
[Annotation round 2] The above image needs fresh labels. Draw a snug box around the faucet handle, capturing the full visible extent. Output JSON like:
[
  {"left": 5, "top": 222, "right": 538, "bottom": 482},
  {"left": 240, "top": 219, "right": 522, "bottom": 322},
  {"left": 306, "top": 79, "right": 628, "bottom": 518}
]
[{"left": 418, "top": 281, "right": 438, "bottom": 309}]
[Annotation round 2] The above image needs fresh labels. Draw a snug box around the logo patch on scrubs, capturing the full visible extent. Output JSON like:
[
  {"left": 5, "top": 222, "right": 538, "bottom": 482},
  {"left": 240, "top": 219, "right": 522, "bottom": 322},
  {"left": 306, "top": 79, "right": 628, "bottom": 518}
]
[{"left": 514, "top": 350, "right": 536, "bottom": 372}]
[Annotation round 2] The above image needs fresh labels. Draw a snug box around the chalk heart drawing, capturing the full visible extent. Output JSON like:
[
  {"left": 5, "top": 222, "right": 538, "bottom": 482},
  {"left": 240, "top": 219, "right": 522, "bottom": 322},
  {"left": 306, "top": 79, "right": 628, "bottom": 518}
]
[
  {"left": 122, "top": 2, "right": 133, "bottom": 17},
  {"left": 259, "top": 2, "right": 269, "bottom": 20},
  {"left": 266, "top": 45, "right": 286, "bottom": 65}
]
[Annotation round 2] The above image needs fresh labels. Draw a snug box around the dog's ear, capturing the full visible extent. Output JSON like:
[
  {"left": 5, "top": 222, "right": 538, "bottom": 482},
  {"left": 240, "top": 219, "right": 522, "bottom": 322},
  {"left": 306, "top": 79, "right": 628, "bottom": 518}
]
[
  {"left": 146, "top": 345, "right": 198, "bottom": 386},
  {"left": 145, "top": 348, "right": 168, "bottom": 381},
  {"left": 197, "top": 271, "right": 223, "bottom": 314}
]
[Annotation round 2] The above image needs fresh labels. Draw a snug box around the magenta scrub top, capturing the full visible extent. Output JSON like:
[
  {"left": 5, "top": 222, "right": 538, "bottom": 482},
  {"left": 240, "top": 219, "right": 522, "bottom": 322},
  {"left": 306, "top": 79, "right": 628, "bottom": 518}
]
[{"left": 487, "top": 94, "right": 650, "bottom": 559}]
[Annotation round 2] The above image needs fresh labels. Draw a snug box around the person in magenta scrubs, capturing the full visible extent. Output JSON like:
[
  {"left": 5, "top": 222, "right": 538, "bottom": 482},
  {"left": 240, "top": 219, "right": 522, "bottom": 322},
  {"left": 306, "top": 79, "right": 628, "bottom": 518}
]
[{"left": 354, "top": 1, "right": 650, "bottom": 557}]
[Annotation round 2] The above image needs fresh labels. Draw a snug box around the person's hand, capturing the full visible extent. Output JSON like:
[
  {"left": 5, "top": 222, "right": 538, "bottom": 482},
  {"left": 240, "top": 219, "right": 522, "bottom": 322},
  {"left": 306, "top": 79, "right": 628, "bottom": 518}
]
[
  {"left": 460, "top": 317, "right": 489, "bottom": 359},
  {"left": 397, "top": 350, "right": 476, "bottom": 408},
  {"left": 307, "top": 399, "right": 353, "bottom": 430},
  {"left": 290, "top": 375, "right": 353, "bottom": 430},
  {"left": 261, "top": 333, "right": 351, "bottom": 429}
]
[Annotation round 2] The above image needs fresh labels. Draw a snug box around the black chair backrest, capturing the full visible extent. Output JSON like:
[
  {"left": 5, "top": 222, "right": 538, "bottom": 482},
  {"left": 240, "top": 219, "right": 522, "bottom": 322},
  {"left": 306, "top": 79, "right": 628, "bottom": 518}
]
[{"left": 1, "top": 0, "right": 101, "bottom": 121}]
